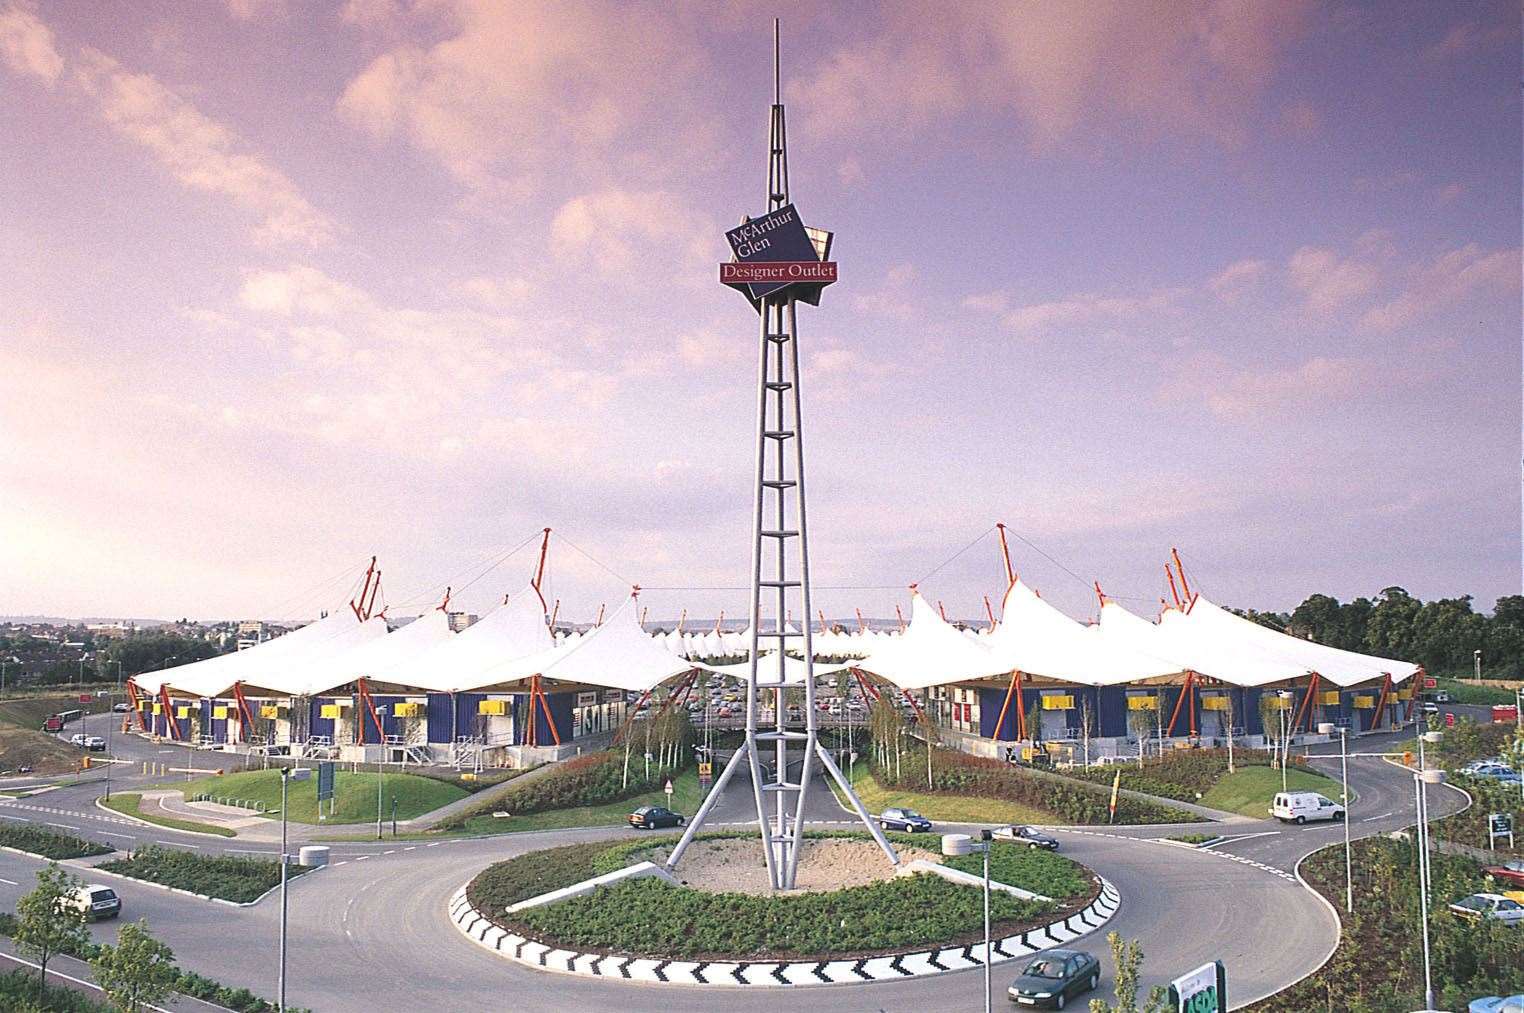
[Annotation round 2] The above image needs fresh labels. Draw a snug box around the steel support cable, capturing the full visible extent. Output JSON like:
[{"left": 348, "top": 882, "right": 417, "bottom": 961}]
[
  {"left": 554, "top": 533, "right": 636, "bottom": 589},
  {"left": 254, "top": 557, "right": 370, "bottom": 621},
  {"left": 386, "top": 529, "right": 544, "bottom": 611},
  {"left": 911, "top": 525, "right": 997, "bottom": 588}
]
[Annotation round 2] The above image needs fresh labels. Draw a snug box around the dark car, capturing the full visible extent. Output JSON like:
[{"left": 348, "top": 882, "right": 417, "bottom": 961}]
[
  {"left": 1008, "top": 948, "right": 1100, "bottom": 1008},
  {"left": 1485, "top": 860, "right": 1524, "bottom": 888},
  {"left": 878, "top": 807, "right": 932, "bottom": 833},
  {"left": 628, "top": 805, "right": 685, "bottom": 829},
  {"left": 994, "top": 825, "right": 1059, "bottom": 850}
]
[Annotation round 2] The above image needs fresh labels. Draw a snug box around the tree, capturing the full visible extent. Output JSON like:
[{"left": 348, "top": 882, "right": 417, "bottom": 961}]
[
  {"left": 91, "top": 919, "right": 177, "bottom": 1012},
  {"left": 1088, "top": 931, "right": 1168, "bottom": 1013},
  {"left": 1127, "top": 706, "right": 1154, "bottom": 768},
  {"left": 14, "top": 864, "right": 88, "bottom": 999}
]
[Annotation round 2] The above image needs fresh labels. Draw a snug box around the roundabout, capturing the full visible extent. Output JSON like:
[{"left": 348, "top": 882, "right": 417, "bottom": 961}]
[{"left": 446, "top": 831, "right": 1117, "bottom": 987}]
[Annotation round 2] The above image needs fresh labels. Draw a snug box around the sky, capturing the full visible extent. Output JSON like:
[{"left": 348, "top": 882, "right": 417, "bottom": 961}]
[{"left": 0, "top": 0, "right": 1518, "bottom": 627}]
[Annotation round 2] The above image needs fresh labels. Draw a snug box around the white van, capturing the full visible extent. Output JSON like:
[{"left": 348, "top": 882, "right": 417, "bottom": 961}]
[{"left": 1271, "top": 791, "right": 1345, "bottom": 825}]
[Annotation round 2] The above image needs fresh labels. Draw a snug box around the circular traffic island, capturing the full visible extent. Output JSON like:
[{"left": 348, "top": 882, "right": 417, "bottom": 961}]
[{"left": 453, "top": 831, "right": 1120, "bottom": 987}]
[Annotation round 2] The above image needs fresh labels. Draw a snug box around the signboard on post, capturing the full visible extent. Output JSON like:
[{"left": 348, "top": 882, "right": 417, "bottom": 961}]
[
  {"left": 1168, "top": 961, "right": 1226, "bottom": 1013},
  {"left": 1423, "top": 677, "right": 1437, "bottom": 689},
  {"left": 1488, "top": 812, "right": 1515, "bottom": 849},
  {"left": 316, "top": 760, "right": 335, "bottom": 820},
  {"left": 720, "top": 202, "right": 836, "bottom": 308},
  {"left": 664, "top": 778, "right": 674, "bottom": 805},
  {"left": 1445, "top": 712, "right": 1456, "bottom": 728}
]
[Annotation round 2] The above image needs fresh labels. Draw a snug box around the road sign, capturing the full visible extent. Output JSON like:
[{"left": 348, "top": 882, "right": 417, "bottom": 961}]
[
  {"left": 1168, "top": 961, "right": 1226, "bottom": 1013},
  {"left": 1445, "top": 712, "right": 1455, "bottom": 728},
  {"left": 316, "top": 761, "right": 335, "bottom": 803},
  {"left": 1423, "top": 677, "right": 1437, "bottom": 689},
  {"left": 77, "top": 694, "right": 92, "bottom": 704},
  {"left": 698, "top": 762, "right": 712, "bottom": 779},
  {"left": 1489, "top": 812, "right": 1515, "bottom": 849},
  {"left": 664, "top": 778, "right": 674, "bottom": 804}
]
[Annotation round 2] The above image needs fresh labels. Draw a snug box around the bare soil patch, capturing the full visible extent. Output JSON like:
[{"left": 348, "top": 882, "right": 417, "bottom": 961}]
[{"left": 645, "top": 836, "right": 941, "bottom": 895}]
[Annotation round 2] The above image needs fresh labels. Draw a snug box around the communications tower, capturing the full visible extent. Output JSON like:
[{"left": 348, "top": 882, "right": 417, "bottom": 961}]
[{"left": 665, "top": 20, "right": 898, "bottom": 890}]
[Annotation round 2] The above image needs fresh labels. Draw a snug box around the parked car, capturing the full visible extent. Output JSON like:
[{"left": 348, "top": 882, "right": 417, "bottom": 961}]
[
  {"left": 1007, "top": 948, "right": 1100, "bottom": 1008},
  {"left": 68, "top": 733, "right": 87, "bottom": 747},
  {"left": 1465, "top": 762, "right": 1514, "bottom": 778},
  {"left": 877, "top": 807, "right": 932, "bottom": 833},
  {"left": 1485, "top": 861, "right": 1524, "bottom": 888},
  {"left": 111, "top": 702, "right": 130, "bottom": 713},
  {"left": 1421, "top": 702, "right": 1440, "bottom": 715},
  {"left": 993, "top": 825, "right": 1060, "bottom": 850},
  {"left": 84, "top": 736, "right": 106, "bottom": 751},
  {"left": 628, "top": 805, "right": 685, "bottom": 829},
  {"left": 1469, "top": 996, "right": 1524, "bottom": 1013},
  {"left": 67, "top": 885, "right": 120, "bottom": 922},
  {"left": 1448, "top": 893, "right": 1524, "bottom": 927},
  {"left": 1271, "top": 791, "right": 1345, "bottom": 825},
  {"left": 1432, "top": 689, "right": 1452, "bottom": 703}
]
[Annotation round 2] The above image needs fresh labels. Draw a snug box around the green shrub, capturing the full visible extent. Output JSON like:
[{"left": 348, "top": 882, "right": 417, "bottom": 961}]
[
  {"left": 467, "top": 841, "right": 608, "bottom": 913},
  {"left": 0, "top": 967, "right": 108, "bottom": 1011},
  {"left": 942, "top": 841, "right": 1091, "bottom": 899},
  {"left": 0, "top": 824, "right": 112, "bottom": 860},
  {"left": 874, "top": 747, "right": 1201, "bottom": 824},
  {"left": 97, "top": 846, "right": 306, "bottom": 904},
  {"left": 443, "top": 750, "right": 689, "bottom": 828},
  {"left": 1061, "top": 748, "right": 1287, "bottom": 801}
]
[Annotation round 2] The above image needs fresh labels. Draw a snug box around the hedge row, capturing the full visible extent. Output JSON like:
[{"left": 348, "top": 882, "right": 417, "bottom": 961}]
[
  {"left": 1060, "top": 748, "right": 1290, "bottom": 801},
  {"left": 97, "top": 845, "right": 307, "bottom": 904},
  {"left": 874, "top": 747, "right": 1203, "bottom": 824},
  {"left": 942, "top": 841, "right": 1091, "bottom": 900},
  {"left": 0, "top": 912, "right": 278, "bottom": 1012},
  {"left": 0, "top": 824, "right": 112, "bottom": 860},
  {"left": 0, "top": 967, "right": 105, "bottom": 1012},
  {"left": 441, "top": 750, "right": 685, "bottom": 828}
]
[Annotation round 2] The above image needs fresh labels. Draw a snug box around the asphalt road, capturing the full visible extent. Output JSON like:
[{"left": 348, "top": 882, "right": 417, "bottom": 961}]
[{"left": 0, "top": 713, "right": 1475, "bottom": 1011}]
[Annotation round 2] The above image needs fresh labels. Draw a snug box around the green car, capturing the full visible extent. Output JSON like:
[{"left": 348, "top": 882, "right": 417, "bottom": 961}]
[{"left": 1008, "top": 949, "right": 1100, "bottom": 1009}]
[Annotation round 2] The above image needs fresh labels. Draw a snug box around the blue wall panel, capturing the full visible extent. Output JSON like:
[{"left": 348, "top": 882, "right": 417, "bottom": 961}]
[
  {"left": 309, "top": 698, "right": 335, "bottom": 740},
  {"left": 426, "top": 693, "right": 453, "bottom": 744}
]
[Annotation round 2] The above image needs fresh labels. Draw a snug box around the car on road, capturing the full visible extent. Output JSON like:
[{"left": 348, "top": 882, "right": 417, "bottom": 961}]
[
  {"left": 1484, "top": 860, "right": 1524, "bottom": 888},
  {"left": 877, "top": 807, "right": 932, "bottom": 833},
  {"left": 84, "top": 736, "right": 106, "bottom": 751},
  {"left": 1432, "top": 689, "right": 1452, "bottom": 703},
  {"left": 67, "top": 885, "right": 120, "bottom": 921},
  {"left": 628, "top": 805, "right": 685, "bottom": 829},
  {"left": 993, "top": 825, "right": 1060, "bottom": 850},
  {"left": 1448, "top": 893, "right": 1524, "bottom": 927},
  {"left": 111, "top": 701, "right": 130, "bottom": 713},
  {"left": 1469, "top": 996, "right": 1524, "bottom": 1013},
  {"left": 1007, "top": 948, "right": 1099, "bottom": 1008},
  {"left": 1271, "top": 791, "right": 1345, "bottom": 824},
  {"left": 1421, "top": 702, "right": 1440, "bottom": 715},
  {"left": 68, "top": 733, "right": 87, "bottom": 747}
]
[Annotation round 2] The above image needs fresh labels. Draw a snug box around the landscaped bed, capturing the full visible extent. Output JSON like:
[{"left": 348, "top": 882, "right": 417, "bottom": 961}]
[
  {"left": 101, "top": 793, "right": 238, "bottom": 837},
  {"left": 467, "top": 831, "right": 1100, "bottom": 962},
  {"left": 0, "top": 823, "right": 112, "bottom": 859},
  {"left": 98, "top": 845, "right": 309, "bottom": 903}
]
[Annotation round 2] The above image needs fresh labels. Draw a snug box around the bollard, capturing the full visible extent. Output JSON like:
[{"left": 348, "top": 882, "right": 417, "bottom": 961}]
[{"left": 141, "top": 762, "right": 147, "bottom": 775}]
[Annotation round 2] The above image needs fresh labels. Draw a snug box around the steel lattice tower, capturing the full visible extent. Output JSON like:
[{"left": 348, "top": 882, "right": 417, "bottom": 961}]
[{"left": 666, "top": 20, "right": 897, "bottom": 891}]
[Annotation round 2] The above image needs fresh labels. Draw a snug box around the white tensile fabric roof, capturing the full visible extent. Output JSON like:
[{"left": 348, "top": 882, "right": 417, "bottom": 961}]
[
  {"left": 696, "top": 652, "right": 851, "bottom": 685},
  {"left": 384, "top": 591, "right": 556, "bottom": 693},
  {"left": 139, "top": 610, "right": 377, "bottom": 698},
  {"left": 1179, "top": 596, "right": 1417, "bottom": 687},
  {"left": 1102, "top": 600, "right": 1312, "bottom": 687},
  {"left": 272, "top": 607, "right": 458, "bottom": 697},
  {"left": 851, "top": 593, "right": 1008, "bottom": 690},
  {"left": 984, "top": 580, "right": 1185, "bottom": 686},
  {"left": 203, "top": 614, "right": 391, "bottom": 697},
  {"left": 451, "top": 596, "right": 696, "bottom": 694}
]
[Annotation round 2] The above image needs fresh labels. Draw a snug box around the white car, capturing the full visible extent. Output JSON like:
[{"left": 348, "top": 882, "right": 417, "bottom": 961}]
[
  {"left": 111, "top": 702, "right": 130, "bottom": 713},
  {"left": 1271, "top": 791, "right": 1345, "bottom": 825},
  {"left": 84, "top": 736, "right": 106, "bottom": 751},
  {"left": 1449, "top": 893, "right": 1524, "bottom": 927},
  {"left": 68, "top": 733, "right": 87, "bottom": 747},
  {"left": 66, "top": 884, "right": 121, "bottom": 921}
]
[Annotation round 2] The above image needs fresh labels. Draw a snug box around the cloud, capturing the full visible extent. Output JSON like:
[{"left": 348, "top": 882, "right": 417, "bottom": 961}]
[
  {"left": 72, "top": 48, "right": 333, "bottom": 247},
  {"left": 852, "top": 263, "right": 918, "bottom": 319},
  {"left": 454, "top": 274, "right": 533, "bottom": 309},
  {"left": 1361, "top": 244, "right": 1520, "bottom": 331},
  {"left": 0, "top": 1, "right": 62, "bottom": 84},
  {"left": 1001, "top": 287, "right": 1182, "bottom": 338},
  {"left": 792, "top": 1, "right": 1313, "bottom": 150},
  {"left": 226, "top": 0, "right": 285, "bottom": 20},
  {"left": 549, "top": 187, "right": 712, "bottom": 278},
  {"left": 962, "top": 290, "right": 1009, "bottom": 314},
  {"left": 1180, "top": 353, "right": 1373, "bottom": 421},
  {"left": 1422, "top": 20, "right": 1512, "bottom": 62},
  {"left": 1286, "top": 245, "right": 1379, "bottom": 315},
  {"left": 336, "top": 0, "right": 716, "bottom": 191},
  {"left": 1207, "top": 258, "right": 1268, "bottom": 301},
  {"left": 1279, "top": 100, "right": 1322, "bottom": 138}
]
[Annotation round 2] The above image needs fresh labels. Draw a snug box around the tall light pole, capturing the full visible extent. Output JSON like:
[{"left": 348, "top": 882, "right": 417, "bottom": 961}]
[
  {"left": 1278, "top": 690, "right": 1293, "bottom": 794},
  {"left": 102, "top": 689, "right": 113, "bottom": 801},
  {"left": 374, "top": 705, "right": 388, "bottom": 841},
  {"left": 1414, "top": 765, "right": 1445, "bottom": 1013},
  {"left": 944, "top": 831, "right": 993, "bottom": 1013},
  {"left": 1319, "top": 722, "right": 1352, "bottom": 913},
  {"left": 278, "top": 765, "right": 310, "bottom": 1011},
  {"left": 1473, "top": 649, "right": 1481, "bottom": 682}
]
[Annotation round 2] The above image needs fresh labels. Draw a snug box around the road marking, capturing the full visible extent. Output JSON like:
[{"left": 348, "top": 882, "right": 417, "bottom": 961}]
[
  {"left": 425, "top": 842, "right": 441, "bottom": 847},
  {"left": 158, "top": 841, "right": 200, "bottom": 849},
  {"left": 1362, "top": 811, "right": 1394, "bottom": 822},
  {"left": 46, "top": 822, "right": 74, "bottom": 830},
  {"left": 227, "top": 848, "right": 274, "bottom": 855},
  {"left": 98, "top": 832, "right": 134, "bottom": 840},
  {"left": 0, "top": 878, "right": 18, "bottom": 886},
  {"left": 355, "top": 855, "right": 370, "bottom": 861},
  {"left": 403, "top": 846, "right": 417, "bottom": 851},
  {"left": 0, "top": 814, "right": 23, "bottom": 822},
  {"left": 334, "top": 861, "right": 347, "bottom": 866},
  {"left": 383, "top": 850, "right": 395, "bottom": 855}
]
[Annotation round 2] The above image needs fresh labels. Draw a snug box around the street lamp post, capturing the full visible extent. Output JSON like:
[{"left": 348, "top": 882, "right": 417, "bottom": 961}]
[
  {"left": 102, "top": 690, "right": 113, "bottom": 801},
  {"left": 374, "top": 705, "right": 389, "bottom": 841},
  {"left": 944, "top": 831, "right": 994, "bottom": 1013},
  {"left": 278, "top": 765, "right": 310, "bottom": 1011},
  {"left": 1474, "top": 649, "right": 1481, "bottom": 682},
  {"left": 1318, "top": 722, "right": 1352, "bottom": 913},
  {"left": 1416, "top": 729, "right": 1441, "bottom": 908},
  {"left": 1414, "top": 766, "right": 1445, "bottom": 1013},
  {"left": 1278, "top": 691, "right": 1293, "bottom": 794}
]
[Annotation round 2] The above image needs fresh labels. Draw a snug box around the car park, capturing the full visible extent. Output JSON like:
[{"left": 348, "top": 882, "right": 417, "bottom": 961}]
[
  {"left": 993, "top": 825, "right": 1060, "bottom": 850},
  {"left": 1271, "top": 791, "right": 1345, "bottom": 824},
  {"left": 1007, "top": 948, "right": 1100, "bottom": 1008},
  {"left": 67, "top": 884, "right": 120, "bottom": 921},
  {"left": 1484, "top": 860, "right": 1524, "bottom": 888},
  {"left": 877, "top": 807, "right": 932, "bottom": 832},
  {"left": 1448, "top": 893, "right": 1524, "bottom": 927},
  {"left": 628, "top": 805, "right": 685, "bottom": 829}
]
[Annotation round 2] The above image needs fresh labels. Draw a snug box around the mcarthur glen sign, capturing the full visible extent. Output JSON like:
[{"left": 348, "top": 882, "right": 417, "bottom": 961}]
[{"left": 721, "top": 202, "right": 837, "bottom": 307}]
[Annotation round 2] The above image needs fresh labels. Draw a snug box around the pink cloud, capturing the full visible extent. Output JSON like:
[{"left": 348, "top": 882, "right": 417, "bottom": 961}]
[
  {"left": 1361, "top": 244, "right": 1521, "bottom": 331},
  {"left": 1286, "top": 245, "right": 1379, "bottom": 315},
  {"left": 0, "top": 1, "right": 62, "bottom": 84}
]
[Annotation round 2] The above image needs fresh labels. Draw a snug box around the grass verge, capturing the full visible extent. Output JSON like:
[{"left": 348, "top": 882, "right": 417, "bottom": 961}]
[
  {"left": 97, "top": 845, "right": 307, "bottom": 903},
  {"left": 100, "top": 793, "right": 236, "bottom": 837},
  {"left": 177, "top": 768, "right": 468, "bottom": 824},
  {"left": 452, "top": 767, "right": 706, "bottom": 834},
  {"left": 1198, "top": 765, "right": 1344, "bottom": 818}
]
